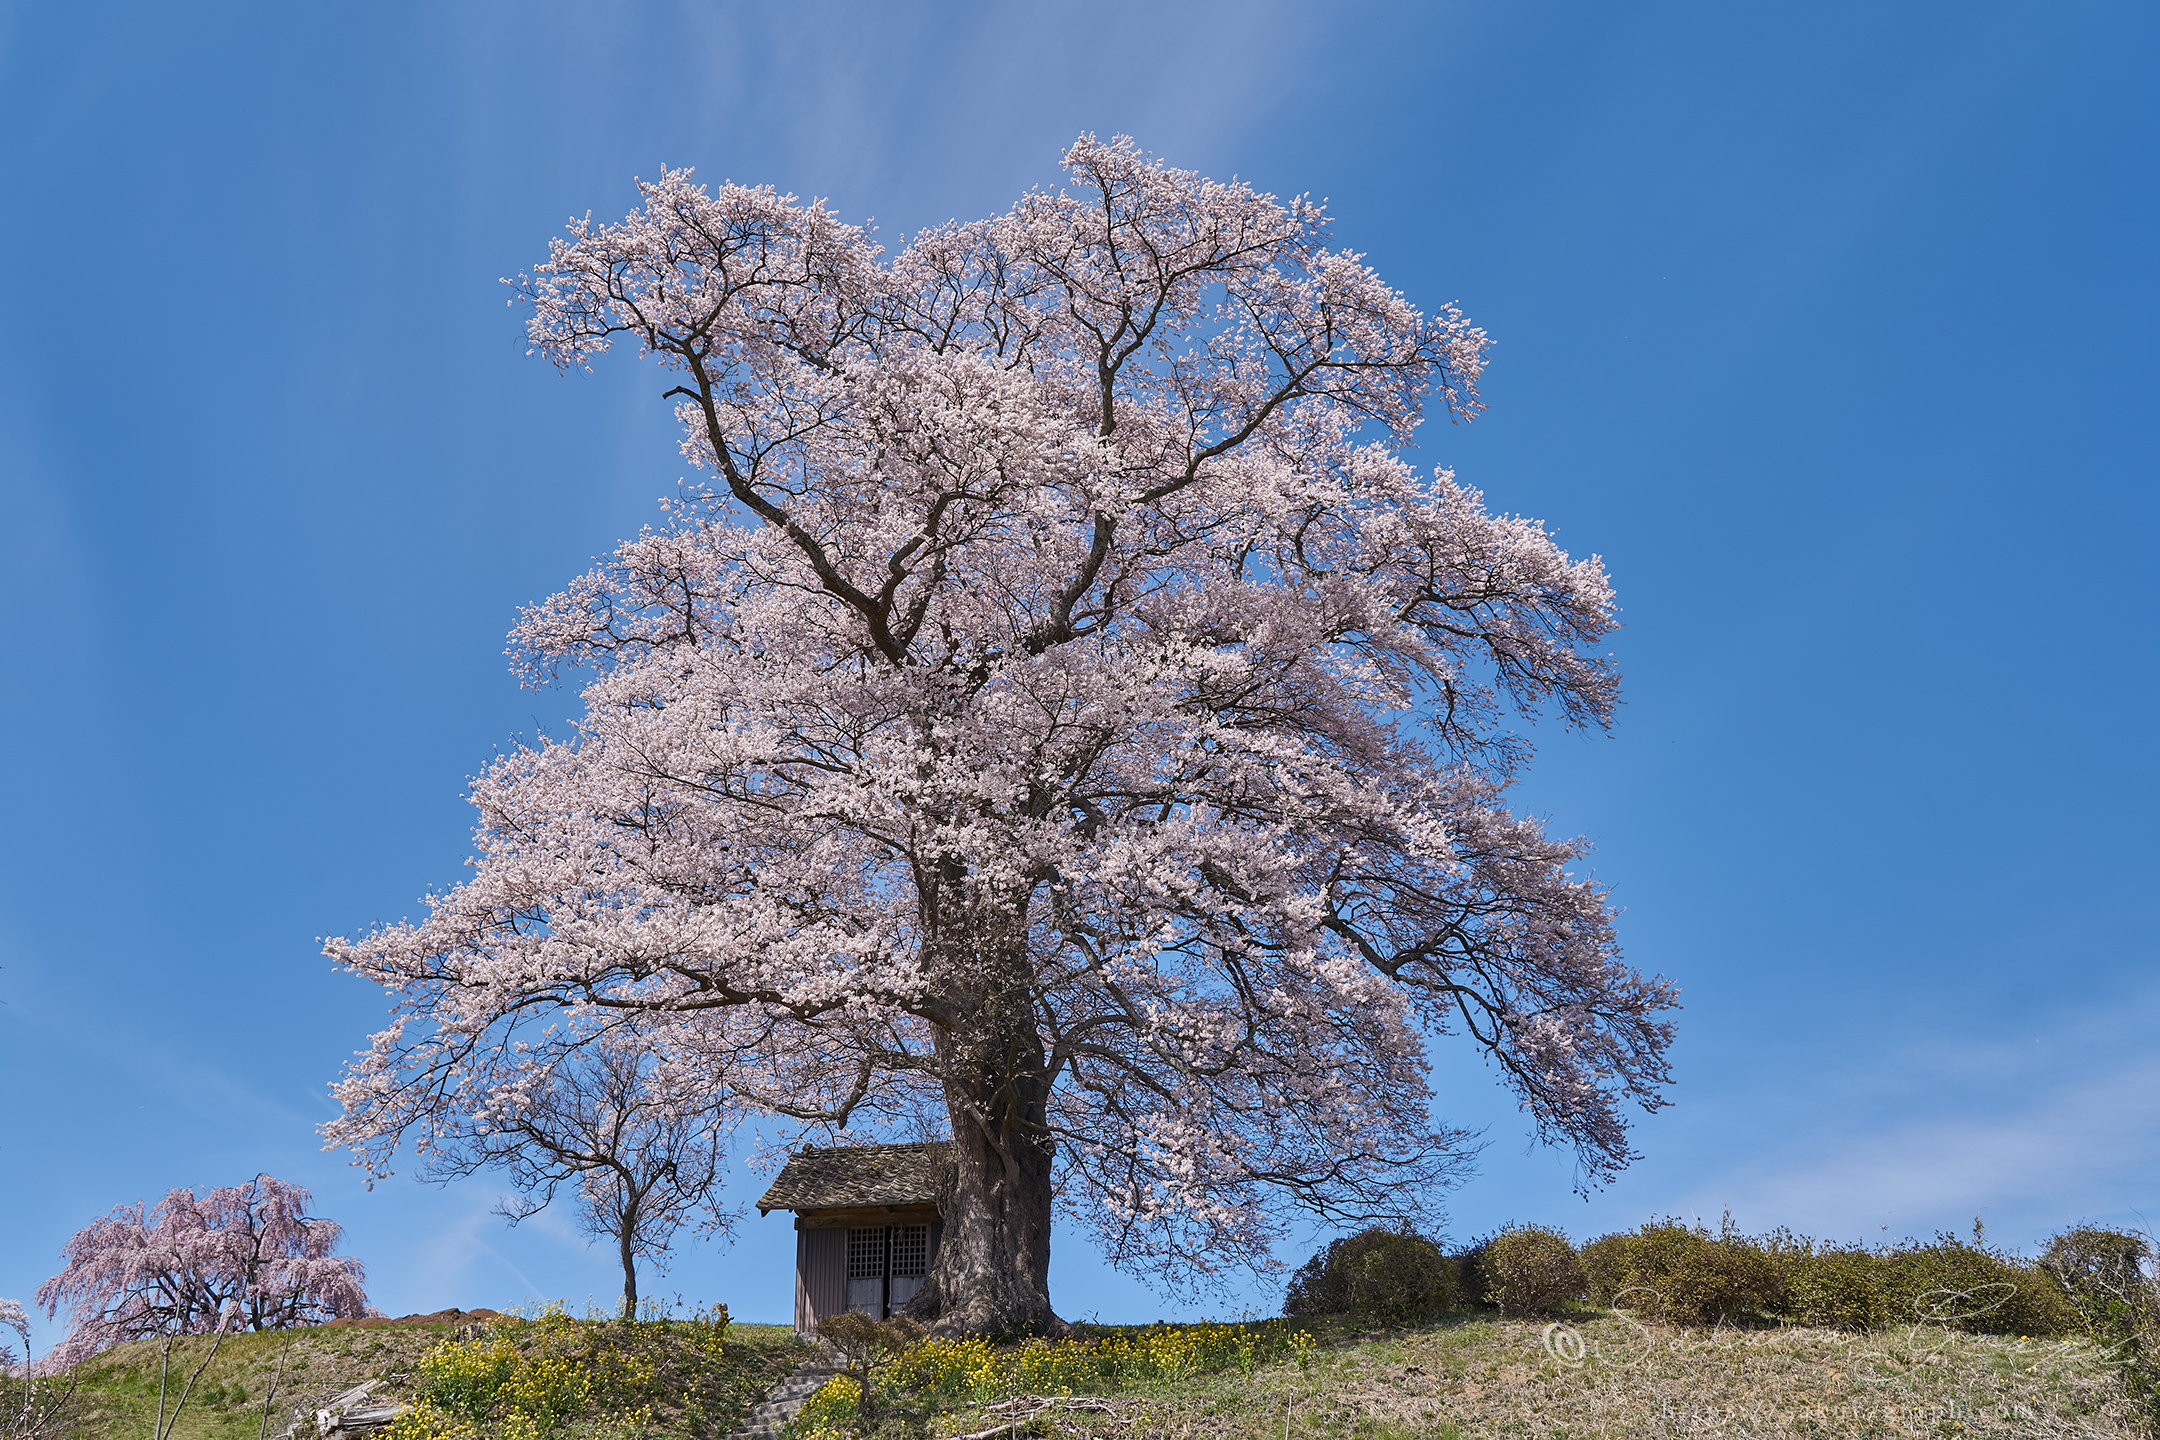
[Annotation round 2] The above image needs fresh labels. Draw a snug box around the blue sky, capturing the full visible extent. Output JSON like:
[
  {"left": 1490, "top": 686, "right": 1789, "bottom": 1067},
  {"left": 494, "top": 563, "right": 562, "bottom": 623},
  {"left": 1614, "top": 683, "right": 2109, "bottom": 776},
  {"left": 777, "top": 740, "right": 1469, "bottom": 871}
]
[{"left": 3, "top": 1, "right": 2155, "bottom": 1346}]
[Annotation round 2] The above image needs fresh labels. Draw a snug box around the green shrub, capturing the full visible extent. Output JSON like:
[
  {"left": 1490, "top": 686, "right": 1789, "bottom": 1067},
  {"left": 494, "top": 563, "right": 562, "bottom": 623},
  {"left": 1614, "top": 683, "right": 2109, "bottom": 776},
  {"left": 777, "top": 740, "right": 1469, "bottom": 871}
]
[
  {"left": 1480, "top": 1224, "right": 1585, "bottom": 1318},
  {"left": 1781, "top": 1243, "right": 1896, "bottom": 1331},
  {"left": 1771, "top": 1229, "right": 2077, "bottom": 1336},
  {"left": 2043, "top": 1226, "right": 2156, "bottom": 1331},
  {"left": 1453, "top": 1236, "right": 1493, "bottom": 1312},
  {"left": 1580, "top": 1233, "right": 1635, "bottom": 1307},
  {"left": 1894, "top": 1235, "right": 2077, "bottom": 1336},
  {"left": 1584, "top": 1220, "right": 1781, "bottom": 1326},
  {"left": 1283, "top": 1228, "right": 1458, "bottom": 1323}
]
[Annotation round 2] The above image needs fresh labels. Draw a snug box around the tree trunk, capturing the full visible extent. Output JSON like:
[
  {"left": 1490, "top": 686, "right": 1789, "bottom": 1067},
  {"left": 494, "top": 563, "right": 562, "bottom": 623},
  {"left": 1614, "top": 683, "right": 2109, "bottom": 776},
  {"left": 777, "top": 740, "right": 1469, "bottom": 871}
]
[
  {"left": 909, "top": 1054, "right": 1058, "bottom": 1336},
  {"left": 619, "top": 1223, "right": 638, "bottom": 1319},
  {"left": 905, "top": 891, "right": 1061, "bottom": 1337}
]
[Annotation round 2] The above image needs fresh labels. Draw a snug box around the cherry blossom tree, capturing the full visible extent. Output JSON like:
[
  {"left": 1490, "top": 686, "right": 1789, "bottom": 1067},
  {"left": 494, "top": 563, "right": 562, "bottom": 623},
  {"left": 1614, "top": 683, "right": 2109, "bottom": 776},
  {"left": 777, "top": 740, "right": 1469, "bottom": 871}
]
[
  {"left": 424, "top": 1030, "right": 735, "bottom": 1317},
  {"left": 35, "top": 1176, "right": 371, "bottom": 1368},
  {"left": 325, "top": 136, "right": 1677, "bottom": 1335}
]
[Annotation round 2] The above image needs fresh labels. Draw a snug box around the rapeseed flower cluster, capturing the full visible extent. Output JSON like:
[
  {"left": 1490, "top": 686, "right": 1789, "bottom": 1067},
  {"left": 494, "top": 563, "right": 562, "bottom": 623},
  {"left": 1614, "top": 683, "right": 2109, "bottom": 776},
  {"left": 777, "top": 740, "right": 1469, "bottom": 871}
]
[
  {"left": 1093, "top": 1321, "right": 1262, "bottom": 1382},
  {"left": 385, "top": 1401, "right": 482, "bottom": 1440},
  {"left": 387, "top": 1326, "right": 597, "bottom": 1440},
  {"left": 1010, "top": 1337, "right": 1101, "bottom": 1394},
  {"left": 686, "top": 1304, "right": 733, "bottom": 1367},
  {"left": 1286, "top": 1328, "right": 1317, "bottom": 1368},
  {"left": 494, "top": 1349, "right": 592, "bottom": 1423},
  {"left": 590, "top": 1403, "right": 654, "bottom": 1440},
  {"left": 406, "top": 1336, "right": 525, "bottom": 1427},
  {"left": 799, "top": 1317, "right": 1304, "bottom": 1427},
  {"left": 790, "top": 1372, "right": 862, "bottom": 1440},
  {"left": 884, "top": 1336, "right": 1000, "bottom": 1395}
]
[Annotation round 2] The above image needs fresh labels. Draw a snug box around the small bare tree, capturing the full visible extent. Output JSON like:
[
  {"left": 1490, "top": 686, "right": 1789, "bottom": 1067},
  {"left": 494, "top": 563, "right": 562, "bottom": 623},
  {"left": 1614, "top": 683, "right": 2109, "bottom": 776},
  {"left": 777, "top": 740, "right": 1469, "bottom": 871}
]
[
  {"left": 2, "top": 1297, "right": 79, "bottom": 1440},
  {"left": 814, "top": 1313, "right": 924, "bottom": 1421},
  {"left": 2044, "top": 1226, "right": 2160, "bottom": 1432},
  {"left": 147, "top": 1303, "right": 237, "bottom": 1440},
  {"left": 427, "top": 1033, "right": 735, "bottom": 1316}
]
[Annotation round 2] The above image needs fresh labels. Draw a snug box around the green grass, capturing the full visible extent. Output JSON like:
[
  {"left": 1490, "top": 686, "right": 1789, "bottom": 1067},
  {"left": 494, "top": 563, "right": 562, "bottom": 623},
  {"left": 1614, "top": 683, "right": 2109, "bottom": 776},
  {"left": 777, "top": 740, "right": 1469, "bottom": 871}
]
[
  {"left": 9, "top": 1316, "right": 802, "bottom": 1440},
  {"left": 17, "top": 1309, "right": 2148, "bottom": 1440},
  {"left": 796, "top": 1310, "right": 2148, "bottom": 1438}
]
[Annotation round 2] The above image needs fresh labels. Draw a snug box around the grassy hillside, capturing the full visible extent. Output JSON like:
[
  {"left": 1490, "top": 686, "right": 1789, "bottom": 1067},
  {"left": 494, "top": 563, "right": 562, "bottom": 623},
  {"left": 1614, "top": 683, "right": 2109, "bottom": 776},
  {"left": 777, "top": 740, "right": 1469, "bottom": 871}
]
[
  {"left": 14, "top": 1313, "right": 801, "bottom": 1440},
  {"left": 887, "top": 1313, "right": 2142, "bottom": 1439},
  {"left": 15, "top": 1308, "right": 2144, "bottom": 1439}
]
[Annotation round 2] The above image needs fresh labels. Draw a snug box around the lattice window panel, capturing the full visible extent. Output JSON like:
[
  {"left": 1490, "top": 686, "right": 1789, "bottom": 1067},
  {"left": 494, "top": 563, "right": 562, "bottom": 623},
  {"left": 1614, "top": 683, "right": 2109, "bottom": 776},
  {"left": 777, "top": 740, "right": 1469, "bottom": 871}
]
[
  {"left": 890, "top": 1225, "right": 928, "bottom": 1278},
  {"left": 847, "top": 1228, "right": 887, "bottom": 1280}
]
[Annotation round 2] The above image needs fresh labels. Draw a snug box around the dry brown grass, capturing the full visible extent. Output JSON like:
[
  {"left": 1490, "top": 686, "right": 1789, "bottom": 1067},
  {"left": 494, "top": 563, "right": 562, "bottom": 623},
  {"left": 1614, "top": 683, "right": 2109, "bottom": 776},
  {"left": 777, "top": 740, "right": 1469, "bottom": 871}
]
[{"left": 926, "top": 1314, "right": 2145, "bottom": 1438}]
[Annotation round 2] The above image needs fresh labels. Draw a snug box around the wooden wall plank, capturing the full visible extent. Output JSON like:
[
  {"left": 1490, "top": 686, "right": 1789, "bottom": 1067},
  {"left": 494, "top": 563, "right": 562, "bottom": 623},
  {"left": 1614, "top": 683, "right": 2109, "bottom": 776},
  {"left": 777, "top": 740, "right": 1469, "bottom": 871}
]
[{"left": 800, "top": 1225, "right": 846, "bottom": 1333}]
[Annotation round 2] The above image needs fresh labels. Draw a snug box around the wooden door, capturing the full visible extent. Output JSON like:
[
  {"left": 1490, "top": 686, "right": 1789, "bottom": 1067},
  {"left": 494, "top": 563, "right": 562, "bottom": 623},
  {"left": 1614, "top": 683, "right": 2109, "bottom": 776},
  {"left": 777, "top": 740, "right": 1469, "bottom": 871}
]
[
  {"left": 888, "top": 1224, "right": 929, "bottom": 1311},
  {"left": 846, "top": 1228, "right": 887, "bottom": 1315}
]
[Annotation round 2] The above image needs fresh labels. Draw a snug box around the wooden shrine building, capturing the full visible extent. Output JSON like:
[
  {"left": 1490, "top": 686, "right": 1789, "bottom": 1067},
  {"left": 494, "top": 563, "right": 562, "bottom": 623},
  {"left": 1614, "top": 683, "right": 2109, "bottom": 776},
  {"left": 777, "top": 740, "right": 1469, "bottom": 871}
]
[{"left": 757, "top": 1141, "right": 951, "bottom": 1332}]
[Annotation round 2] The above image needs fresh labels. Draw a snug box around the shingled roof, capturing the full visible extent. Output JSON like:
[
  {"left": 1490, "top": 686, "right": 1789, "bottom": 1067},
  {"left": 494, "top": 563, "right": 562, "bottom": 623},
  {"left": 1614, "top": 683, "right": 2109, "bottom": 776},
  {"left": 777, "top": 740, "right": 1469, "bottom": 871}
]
[{"left": 756, "top": 1141, "right": 954, "bottom": 1214}]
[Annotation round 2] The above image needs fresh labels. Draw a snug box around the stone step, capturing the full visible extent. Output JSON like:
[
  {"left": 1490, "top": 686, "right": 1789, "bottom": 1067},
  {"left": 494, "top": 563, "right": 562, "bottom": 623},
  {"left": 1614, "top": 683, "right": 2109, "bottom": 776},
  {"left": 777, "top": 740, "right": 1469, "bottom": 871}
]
[{"left": 724, "top": 1357, "right": 840, "bottom": 1440}]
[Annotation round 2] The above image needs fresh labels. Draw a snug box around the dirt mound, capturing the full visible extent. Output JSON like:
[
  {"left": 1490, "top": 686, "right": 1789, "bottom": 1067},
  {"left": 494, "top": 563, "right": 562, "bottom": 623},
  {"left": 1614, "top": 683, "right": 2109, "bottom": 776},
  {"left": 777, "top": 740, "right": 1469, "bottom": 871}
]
[{"left": 323, "top": 1308, "right": 504, "bottom": 1329}]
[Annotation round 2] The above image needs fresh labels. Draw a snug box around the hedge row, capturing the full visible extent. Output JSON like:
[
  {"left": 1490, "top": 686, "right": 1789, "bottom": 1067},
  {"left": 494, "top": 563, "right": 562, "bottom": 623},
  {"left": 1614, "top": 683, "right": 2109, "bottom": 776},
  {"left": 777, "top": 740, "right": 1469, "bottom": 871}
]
[{"left": 1285, "top": 1219, "right": 2149, "bottom": 1336}]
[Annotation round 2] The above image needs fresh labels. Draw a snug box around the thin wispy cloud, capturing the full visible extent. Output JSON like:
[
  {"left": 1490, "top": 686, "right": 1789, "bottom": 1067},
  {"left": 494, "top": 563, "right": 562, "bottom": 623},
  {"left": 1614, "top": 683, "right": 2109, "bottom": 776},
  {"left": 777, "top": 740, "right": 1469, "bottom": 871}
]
[{"left": 1658, "top": 991, "right": 2160, "bottom": 1245}]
